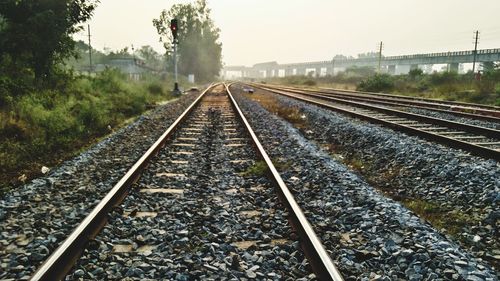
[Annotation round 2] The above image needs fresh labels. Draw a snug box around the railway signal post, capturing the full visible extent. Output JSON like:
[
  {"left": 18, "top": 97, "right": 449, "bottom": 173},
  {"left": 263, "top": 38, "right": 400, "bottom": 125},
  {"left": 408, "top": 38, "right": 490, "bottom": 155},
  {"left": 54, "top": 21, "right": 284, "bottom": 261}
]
[{"left": 170, "top": 19, "right": 181, "bottom": 96}]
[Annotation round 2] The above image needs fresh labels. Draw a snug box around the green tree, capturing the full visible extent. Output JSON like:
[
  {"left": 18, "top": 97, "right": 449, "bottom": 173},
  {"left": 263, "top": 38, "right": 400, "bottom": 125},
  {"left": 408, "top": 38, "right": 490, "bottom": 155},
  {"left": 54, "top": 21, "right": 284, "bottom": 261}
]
[
  {"left": 153, "top": 0, "right": 222, "bottom": 82},
  {"left": 136, "top": 45, "right": 165, "bottom": 71},
  {"left": 0, "top": 0, "right": 98, "bottom": 82},
  {"left": 481, "top": 62, "right": 497, "bottom": 72},
  {"left": 101, "top": 47, "right": 133, "bottom": 63}
]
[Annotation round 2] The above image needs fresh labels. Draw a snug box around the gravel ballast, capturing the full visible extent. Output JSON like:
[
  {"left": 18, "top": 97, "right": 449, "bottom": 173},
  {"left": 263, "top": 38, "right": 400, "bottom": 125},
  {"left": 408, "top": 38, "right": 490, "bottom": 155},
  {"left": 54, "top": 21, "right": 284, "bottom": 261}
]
[
  {"left": 68, "top": 90, "right": 314, "bottom": 280},
  {"left": 231, "top": 85, "right": 498, "bottom": 280},
  {"left": 404, "top": 107, "right": 500, "bottom": 131},
  {"left": 241, "top": 85, "right": 500, "bottom": 272},
  {"left": 0, "top": 92, "right": 201, "bottom": 280}
]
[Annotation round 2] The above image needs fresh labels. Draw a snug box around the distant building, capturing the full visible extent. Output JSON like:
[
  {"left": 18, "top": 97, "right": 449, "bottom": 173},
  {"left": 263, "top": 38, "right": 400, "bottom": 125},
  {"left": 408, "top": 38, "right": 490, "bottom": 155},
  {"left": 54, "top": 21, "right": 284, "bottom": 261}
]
[{"left": 94, "top": 58, "right": 148, "bottom": 80}]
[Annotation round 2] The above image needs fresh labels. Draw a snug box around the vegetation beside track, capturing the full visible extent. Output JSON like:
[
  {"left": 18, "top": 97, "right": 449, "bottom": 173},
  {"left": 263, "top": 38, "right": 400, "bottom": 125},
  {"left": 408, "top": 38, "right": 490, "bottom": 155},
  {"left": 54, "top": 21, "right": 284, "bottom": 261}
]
[
  {"left": 260, "top": 66, "right": 500, "bottom": 106},
  {"left": 0, "top": 0, "right": 222, "bottom": 196},
  {"left": 0, "top": 70, "right": 185, "bottom": 196}
]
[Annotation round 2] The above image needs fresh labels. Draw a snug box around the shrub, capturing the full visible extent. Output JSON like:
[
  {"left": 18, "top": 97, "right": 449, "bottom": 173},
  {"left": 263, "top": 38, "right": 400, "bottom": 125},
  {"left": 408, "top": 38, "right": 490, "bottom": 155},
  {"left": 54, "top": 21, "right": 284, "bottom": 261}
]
[
  {"left": 303, "top": 79, "right": 316, "bottom": 86},
  {"left": 429, "top": 71, "right": 459, "bottom": 85},
  {"left": 357, "top": 74, "right": 394, "bottom": 92},
  {"left": 0, "top": 116, "right": 29, "bottom": 141},
  {"left": 147, "top": 82, "right": 164, "bottom": 95},
  {"left": 92, "top": 68, "right": 127, "bottom": 94},
  {"left": 1, "top": 71, "right": 176, "bottom": 186},
  {"left": 74, "top": 97, "right": 110, "bottom": 134},
  {"left": 408, "top": 68, "right": 423, "bottom": 80},
  {"left": 435, "top": 84, "right": 460, "bottom": 96},
  {"left": 417, "top": 80, "right": 430, "bottom": 92},
  {"left": 476, "top": 80, "right": 495, "bottom": 95}
]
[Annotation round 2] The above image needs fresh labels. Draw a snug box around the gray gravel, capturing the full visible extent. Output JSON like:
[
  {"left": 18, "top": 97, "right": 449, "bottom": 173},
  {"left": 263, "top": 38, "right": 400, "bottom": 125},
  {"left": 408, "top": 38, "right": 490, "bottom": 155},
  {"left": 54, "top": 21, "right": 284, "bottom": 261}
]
[
  {"left": 68, "top": 91, "right": 315, "bottom": 280},
  {"left": 231, "top": 85, "right": 499, "bottom": 280},
  {"left": 319, "top": 92, "right": 500, "bottom": 130},
  {"left": 403, "top": 108, "right": 500, "bottom": 131},
  {"left": 0, "top": 92, "right": 201, "bottom": 280},
  {"left": 246, "top": 86, "right": 500, "bottom": 271},
  {"left": 324, "top": 92, "right": 500, "bottom": 130}
]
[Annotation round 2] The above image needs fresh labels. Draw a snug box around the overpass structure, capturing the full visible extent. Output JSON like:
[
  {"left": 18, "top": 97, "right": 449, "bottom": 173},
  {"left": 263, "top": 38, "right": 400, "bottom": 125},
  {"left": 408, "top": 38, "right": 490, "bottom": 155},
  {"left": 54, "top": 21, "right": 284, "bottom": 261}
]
[{"left": 223, "top": 48, "right": 500, "bottom": 79}]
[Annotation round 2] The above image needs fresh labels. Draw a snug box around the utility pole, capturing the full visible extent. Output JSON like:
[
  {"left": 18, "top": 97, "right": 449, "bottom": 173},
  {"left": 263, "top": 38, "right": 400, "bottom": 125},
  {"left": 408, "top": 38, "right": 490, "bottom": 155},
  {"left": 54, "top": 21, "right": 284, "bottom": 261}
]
[
  {"left": 131, "top": 44, "right": 135, "bottom": 63},
  {"left": 378, "top": 41, "right": 383, "bottom": 73},
  {"left": 87, "top": 24, "right": 92, "bottom": 74},
  {"left": 331, "top": 59, "right": 335, "bottom": 76},
  {"left": 472, "top": 30, "right": 479, "bottom": 76}
]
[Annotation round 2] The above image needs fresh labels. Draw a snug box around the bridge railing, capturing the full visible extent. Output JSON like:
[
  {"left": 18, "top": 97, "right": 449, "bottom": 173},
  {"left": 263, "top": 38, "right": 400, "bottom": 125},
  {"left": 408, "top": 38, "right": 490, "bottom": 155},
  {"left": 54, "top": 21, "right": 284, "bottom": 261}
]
[{"left": 225, "top": 48, "right": 500, "bottom": 71}]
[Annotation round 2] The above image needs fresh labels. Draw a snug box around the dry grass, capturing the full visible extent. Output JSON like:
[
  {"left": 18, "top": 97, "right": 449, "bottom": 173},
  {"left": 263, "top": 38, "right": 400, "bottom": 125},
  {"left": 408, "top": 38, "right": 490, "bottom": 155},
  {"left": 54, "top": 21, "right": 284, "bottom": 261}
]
[
  {"left": 244, "top": 89, "right": 308, "bottom": 129},
  {"left": 402, "top": 199, "right": 476, "bottom": 238}
]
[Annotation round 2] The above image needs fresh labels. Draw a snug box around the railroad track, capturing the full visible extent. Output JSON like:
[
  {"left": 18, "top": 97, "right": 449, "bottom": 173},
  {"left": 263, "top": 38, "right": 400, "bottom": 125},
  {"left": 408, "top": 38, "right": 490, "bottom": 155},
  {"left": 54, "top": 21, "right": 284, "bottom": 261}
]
[
  {"left": 314, "top": 86, "right": 500, "bottom": 119},
  {"left": 270, "top": 85, "right": 500, "bottom": 123},
  {"left": 247, "top": 83, "right": 500, "bottom": 161},
  {"left": 30, "top": 83, "right": 342, "bottom": 280}
]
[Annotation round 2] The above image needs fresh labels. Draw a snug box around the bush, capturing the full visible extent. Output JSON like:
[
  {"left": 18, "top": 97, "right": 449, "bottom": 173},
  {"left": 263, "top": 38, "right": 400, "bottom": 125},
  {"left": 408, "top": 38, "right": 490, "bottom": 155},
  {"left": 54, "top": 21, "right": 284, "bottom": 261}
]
[
  {"left": 476, "top": 80, "right": 495, "bottom": 95},
  {"left": 408, "top": 68, "right": 423, "bottom": 80},
  {"left": 111, "top": 89, "right": 148, "bottom": 116},
  {"left": 0, "top": 69, "right": 181, "bottom": 191},
  {"left": 74, "top": 97, "right": 110, "bottom": 134},
  {"left": 147, "top": 82, "right": 164, "bottom": 95},
  {"left": 429, "top": 71, "right": 459, "bottom": 85},
  {"left": 417, "top": 80, "right": 430, "bottom": 92},
  {"left": 357, "top": 74, "right": 394, "bottom": 92},
  {"left": 92, "top": 68, "right": 127, "bottom": 93},
  {"left": 303, "top": 79, "right": 316, "bottom": 86}
]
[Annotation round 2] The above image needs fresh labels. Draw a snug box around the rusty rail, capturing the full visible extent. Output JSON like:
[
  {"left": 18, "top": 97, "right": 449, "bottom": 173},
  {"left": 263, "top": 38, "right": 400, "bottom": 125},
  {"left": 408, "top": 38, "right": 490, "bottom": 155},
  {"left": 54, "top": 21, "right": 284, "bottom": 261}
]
[
  {"left": 226, "top": 83, "right": 344, "bottom": 281},
  {"left": 248, "top": 84, "right": 500, "bottom": 161},
  {"left": 275, "top": 85, "right": 500, "bottom": 122},
  {"left": 30, "top": 84, "right": 217, "bottom": 281}
]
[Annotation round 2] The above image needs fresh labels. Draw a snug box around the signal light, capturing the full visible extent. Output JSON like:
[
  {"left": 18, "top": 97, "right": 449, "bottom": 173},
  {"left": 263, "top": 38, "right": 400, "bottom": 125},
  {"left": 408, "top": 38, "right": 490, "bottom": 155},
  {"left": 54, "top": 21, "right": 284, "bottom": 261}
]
[{"left": 170, "top": 19, "right": 178, "bottom": 42}]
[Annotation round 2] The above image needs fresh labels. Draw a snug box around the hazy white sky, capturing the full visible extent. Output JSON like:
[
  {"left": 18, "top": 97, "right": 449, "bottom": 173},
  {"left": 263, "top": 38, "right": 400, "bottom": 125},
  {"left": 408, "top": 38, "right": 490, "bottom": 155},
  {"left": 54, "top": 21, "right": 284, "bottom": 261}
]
[{"left": 77, "top": 0, "right": 500, "bottom": 66}]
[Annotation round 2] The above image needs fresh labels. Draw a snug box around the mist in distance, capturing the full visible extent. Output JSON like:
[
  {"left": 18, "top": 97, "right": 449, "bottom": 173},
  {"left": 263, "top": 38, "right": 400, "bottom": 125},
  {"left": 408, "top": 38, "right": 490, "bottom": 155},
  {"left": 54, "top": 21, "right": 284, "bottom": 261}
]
[{"left": 80, "top": 0, "right": 500, "bottom": 66}]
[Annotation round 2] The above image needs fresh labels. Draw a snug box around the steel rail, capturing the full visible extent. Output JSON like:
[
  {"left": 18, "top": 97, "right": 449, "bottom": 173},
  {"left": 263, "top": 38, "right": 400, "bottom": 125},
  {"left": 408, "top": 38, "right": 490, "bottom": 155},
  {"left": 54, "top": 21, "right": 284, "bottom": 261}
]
[
  {"left": 255, "top": 84, "right": 500, "bottom": 140},
  {"left": 247, "top": 84, "right": 500, "bottom": 161},
  {"left": 273, "top": 85, "right": 500, "bottom": 123},
  {"left": 317, "top": 86, "right": 500, "bottom": 112},
  {"left": 30, "top": 84, "right": 217, "bottom": 281},
  {"left": 226, "top": 83, "right": 344, "bottom": 281}
]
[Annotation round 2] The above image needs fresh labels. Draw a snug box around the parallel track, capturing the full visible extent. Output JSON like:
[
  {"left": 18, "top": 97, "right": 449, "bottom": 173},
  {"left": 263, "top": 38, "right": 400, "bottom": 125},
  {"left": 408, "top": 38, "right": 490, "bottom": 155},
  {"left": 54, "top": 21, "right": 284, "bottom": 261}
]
[
  {"left": 274, "top": 85, "right": 500, "bottom": 123},
  {"left": 317, "top": 86, "right": 500, "bottom": 117},
  {"left": 30, "top": 83, "right": 343, "bottom": 281},
  {"left": 248, "top": 83, "right": 500, "bottom": 161}
]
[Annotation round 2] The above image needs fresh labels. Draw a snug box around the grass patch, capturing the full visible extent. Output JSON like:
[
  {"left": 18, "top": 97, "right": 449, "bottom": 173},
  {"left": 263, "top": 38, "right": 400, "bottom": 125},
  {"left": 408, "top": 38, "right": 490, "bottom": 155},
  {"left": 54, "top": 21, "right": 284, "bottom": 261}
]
[
  {"left": 244, "top": 89, "right": 308, "bottom": 129},
  {"left": 0, "top": 69, "right": 191, "bottom": 196},
  {"left": 240, "top": 161, "right": 268, "bottom": 177},
  {"left": 402, "top": 199, "right": 476, "bottom": 237},
  {"left": 345, "top": 157, "right": 366, "bottom": 171}
]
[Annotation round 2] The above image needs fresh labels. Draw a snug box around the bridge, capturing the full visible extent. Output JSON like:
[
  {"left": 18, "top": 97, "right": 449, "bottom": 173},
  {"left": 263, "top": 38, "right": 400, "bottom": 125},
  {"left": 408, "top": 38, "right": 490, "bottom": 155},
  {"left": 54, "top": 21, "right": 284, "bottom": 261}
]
[{"left": 223, "top": 48, "right": 500, "bottom": 79}]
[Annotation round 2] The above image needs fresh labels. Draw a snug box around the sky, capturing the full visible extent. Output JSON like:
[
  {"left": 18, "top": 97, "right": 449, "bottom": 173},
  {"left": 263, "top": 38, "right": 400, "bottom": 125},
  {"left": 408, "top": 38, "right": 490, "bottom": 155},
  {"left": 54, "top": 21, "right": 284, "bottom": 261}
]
[{"left": 77, "top": 0, "right": 500, "bottom": 67}]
